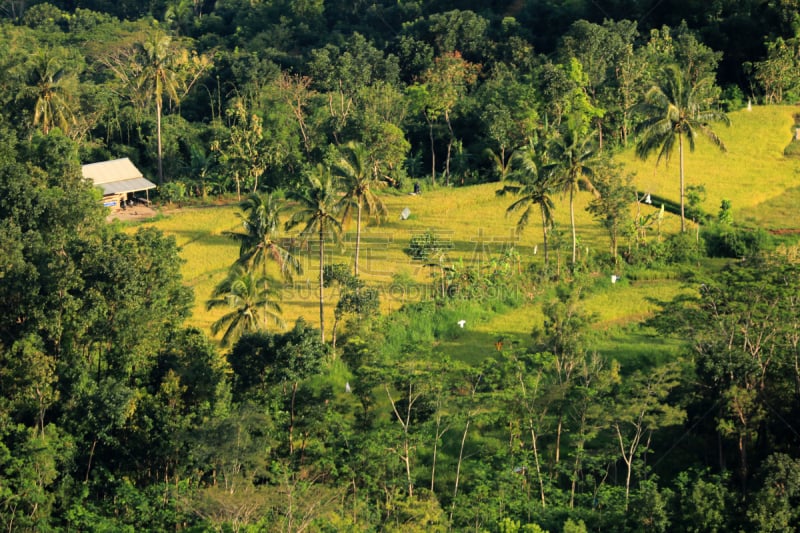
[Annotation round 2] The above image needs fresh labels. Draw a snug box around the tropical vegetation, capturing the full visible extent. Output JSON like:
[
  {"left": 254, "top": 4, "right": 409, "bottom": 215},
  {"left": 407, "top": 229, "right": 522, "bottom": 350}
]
[{"left": 3, "top": 1, "right": 800, "bottom": 531}]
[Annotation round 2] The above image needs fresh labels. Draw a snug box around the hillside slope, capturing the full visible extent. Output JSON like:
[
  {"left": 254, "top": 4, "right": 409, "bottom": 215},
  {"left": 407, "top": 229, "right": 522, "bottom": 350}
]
[{"left": 139, "top": 105, "right": 799, "bottom": 350}]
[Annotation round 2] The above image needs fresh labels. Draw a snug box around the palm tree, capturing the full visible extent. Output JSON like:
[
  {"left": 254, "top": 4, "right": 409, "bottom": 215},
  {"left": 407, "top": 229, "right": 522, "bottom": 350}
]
[
  {"left": 334, "top": 141, "right": 388, "bottom": 277},
  {"left": 546, "top": 126, "right": 600, "bottom": 267},
  {"left": 286, "top": 165, "right": 343, "bottom": 343},
  {"left": 224, "top": 192, "right": 302, "bottom": 281},
  {"left": 105, "top": 30, "right": 210, "bottom": 186},
  {"left": 206, "top": 265, "right": 284, "bottom": 347},
  {"left": 635, "top": 64, "right": 730, "bottom": 232},
  {"left": 497, "top": 146, "right": 558, "bottom": 266},
  {"left": 485, "top": 146, "right": 515, "bottom": 182},
  {"left": 138, "top": 30, "right": 180, "bottom": 187},
  {"left": 20, "top": 47, "right": 78, "bottom": 135}
]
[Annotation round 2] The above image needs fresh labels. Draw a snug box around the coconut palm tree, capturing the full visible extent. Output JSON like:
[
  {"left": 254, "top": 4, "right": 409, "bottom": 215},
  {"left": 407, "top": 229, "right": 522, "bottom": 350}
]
[
  {"left": 206, "top": 265, "right": 284, "bottom": 347},
  {"left": 635, "top": 64, "right": 730, "bottom": 232},
  {"left": 286, "top": 165, "right": 343, "bottom": 343},
  {"left": 497, "top": 146, "right": 558, "bottom": 266},
  {"left": 20, "top": 47, "right": 79, "bottom": 135},
  {"left": 546, "top": 125, "right": 600, "bottom": 267},
  {"left": 138, "top": 30, "right": 180, "bottom": 187},
  {"left": 334, "top": 141, "right": 388, "bottom": 277},
  {"left": 105, "top": 29, "right": 210, "bottom": 186},
  {"left": 224, "top": 192, "right": 302, "bottom": 282}
]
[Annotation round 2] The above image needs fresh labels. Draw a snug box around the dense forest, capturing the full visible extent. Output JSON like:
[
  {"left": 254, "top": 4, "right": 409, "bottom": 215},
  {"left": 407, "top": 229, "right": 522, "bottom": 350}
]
[{"left": 3, "top": 0, "right": 800, "bottom": 531}]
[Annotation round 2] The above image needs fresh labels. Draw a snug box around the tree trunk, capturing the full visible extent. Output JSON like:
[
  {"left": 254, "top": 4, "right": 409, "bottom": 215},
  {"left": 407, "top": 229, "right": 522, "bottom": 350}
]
[
  {"left": 679, "top": 133, "right": 685, "bottom": 232},
  {"left": 156, "top": 99, "right": 164, "bottom": 186},
  {"left": 445, "top": 137, "right": 453, "bottom": 186},
  {"left": 516, "top": 369, "right": 546, "bottom": 507},
  {"left": 449, "top": 418, "right": 470, "bottom": 523},
  {"left": 354, "top": 198, "right": 362, "bottom": 277},
  {"left": 529, "top": 419, "right": 546, "bottom": 508},
  {"left": 555, "top": 414, "right": 563, "bottom": 466},
  {"left": 319, "top": 226, "right": 325, "bottom": 343},
  {"left": 445, "top": 112, "right": 454, "bottom": 186},
  {"left": 570, "top": 411, "right": 588, "bottom": 509},
  {"left": 430, "top": 388, "right": 447, "bottom": 494},
  {"left": 403, "top": 435, "right": 413, "bottom": 498},
  {"left": 427, "top": 115, "right": 436, "bottom": 186},
  {"left": 430, "top": 414, "right": 440, "bottom": 493},
  {"left": 622, "top": 112, "right": 629, "bottom": 147},
  {"left": 596, "top": 117, "right": 603, "bottom": 151},
  {"left": 615, "top": 422, "right": 640, "bottom": 511},
  {"left": 540, "top": 205, "right": 549, "bottom": 266},
  {"left": 331, "top": 314, "right": 339, "bottom": 350},
  {"left": 570, "top": 185, "right": 577, "bottom": 267},
  {"left": 289, "top": 381, "right": 297, "bottom": 455},
  {"left": 85, "top": 438, "right": 97, "bottom": 483}
]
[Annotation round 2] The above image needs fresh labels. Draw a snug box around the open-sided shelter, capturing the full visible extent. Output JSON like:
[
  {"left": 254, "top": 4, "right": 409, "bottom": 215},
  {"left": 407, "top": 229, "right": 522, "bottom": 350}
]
[{"left": 82, "top": 158, "right": 156, "bottom": 210}]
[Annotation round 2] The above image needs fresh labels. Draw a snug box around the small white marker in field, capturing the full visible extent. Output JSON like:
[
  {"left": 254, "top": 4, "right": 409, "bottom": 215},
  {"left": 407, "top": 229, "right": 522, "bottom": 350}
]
[{"left": 458, "top": 320, "right": 466, "bottom": 328}]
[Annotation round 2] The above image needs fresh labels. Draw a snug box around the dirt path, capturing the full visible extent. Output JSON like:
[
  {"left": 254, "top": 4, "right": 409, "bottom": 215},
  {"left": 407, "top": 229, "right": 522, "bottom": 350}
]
[{"left": 106, "top": 206, "right": 158, "bottom": 222}]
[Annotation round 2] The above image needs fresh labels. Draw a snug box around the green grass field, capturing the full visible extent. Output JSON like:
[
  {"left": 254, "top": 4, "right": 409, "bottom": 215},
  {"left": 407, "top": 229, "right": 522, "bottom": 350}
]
[
  {"left": 131, "top": 105, "right": 800, "bottom": 361},
  {"left": 617, "top": 104, "right": 800, "bottom": 228}
]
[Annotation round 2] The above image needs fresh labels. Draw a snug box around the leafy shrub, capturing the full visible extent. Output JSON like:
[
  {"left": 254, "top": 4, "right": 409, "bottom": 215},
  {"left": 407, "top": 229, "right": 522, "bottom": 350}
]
[
  {"left": 624, "top": 232, "right": 705, "bottom": 267},
  {"left": 703, "top": 223, "right": 772, "bottom": 258},
  {"left": 405, "top": 229, "right": 453, "bottom": 261},
  {"left": 159, "top": 181, "right": 187, "bottom": 204},
  {"left": 720, "top": 84, "right": 746, "bottom": 111},
  {"left": 685, "top": 185, "right": 711, "bottom": 223},
  {"left": 662, "top": 231, "right": 706, "bottom": 263}
]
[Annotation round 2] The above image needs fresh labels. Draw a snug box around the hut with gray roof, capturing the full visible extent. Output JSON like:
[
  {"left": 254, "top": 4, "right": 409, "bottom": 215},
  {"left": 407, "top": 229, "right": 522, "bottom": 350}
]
[{"left": 82, "top": 158, "right": 155, "bottom": 210}]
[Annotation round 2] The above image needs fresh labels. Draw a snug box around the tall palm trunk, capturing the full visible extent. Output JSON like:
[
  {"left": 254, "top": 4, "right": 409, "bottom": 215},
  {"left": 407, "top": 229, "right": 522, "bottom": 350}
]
[
  {"left": 428, "top": 122, "right": 436, "bottom": 185},
  {"left": 540, "top": 205, "right": 550, "bottom": 266},
  {"left": 156, "top": 99, "right": 164, "bottom": 186},
  {"left": 679, "top": 132, "right": 685, "bottom": 232},
  {"left": 354, "top": 198, "right": 362, "bottom": 276},
  {"left": 570, "top": 184, "right": 577, "bottom": 266},
  {"left": 319, "top": 225, "right": 325, "bottom": 343},
  {"left": 427, "top": 115, "right": 436, "bottom": 186},
  {"left": 444, "top": 111, "right": 454, "bottom": 186}
]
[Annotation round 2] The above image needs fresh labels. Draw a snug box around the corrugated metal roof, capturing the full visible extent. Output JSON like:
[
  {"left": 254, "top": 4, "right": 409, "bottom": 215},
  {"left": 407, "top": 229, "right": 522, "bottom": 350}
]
[
  {"left": 83, "top": 158, "right": 142, "bottom": 184},
  {"left": 82, "top": 158, "right": 156, "bottom": 194},
  {"left": 98, "top": 177, "right": 157, "bottom": 195}
]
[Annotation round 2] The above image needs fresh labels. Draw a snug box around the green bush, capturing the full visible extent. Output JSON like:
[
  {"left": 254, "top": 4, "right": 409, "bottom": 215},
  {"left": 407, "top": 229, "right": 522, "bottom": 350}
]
[
  {"left": 720, "top": 84, "right": 747, "bottom": 112},
  {"left": 662, "top": 231, "right": 706, "bottom": 263},
  {"left": 624, "top": 232, "right": 705, "bottom": 267},
  {"left": 159, "top": 181, "right": 187, "bottom": 204},
  {"left": 405, "top": 229, "right": 453, "bottom": 261},
  {"left": 702, "top": 223, "right": 773, "bottom": 258}
]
